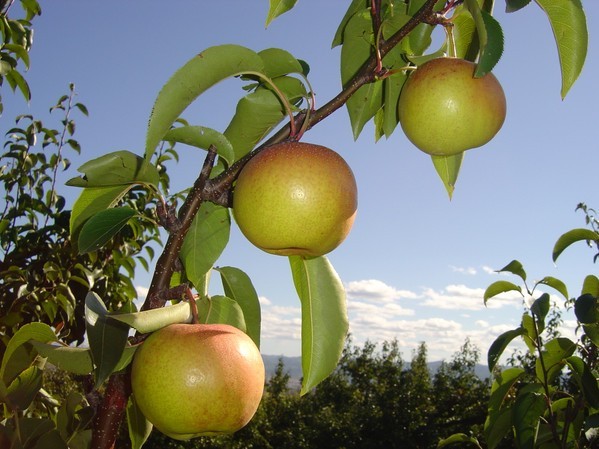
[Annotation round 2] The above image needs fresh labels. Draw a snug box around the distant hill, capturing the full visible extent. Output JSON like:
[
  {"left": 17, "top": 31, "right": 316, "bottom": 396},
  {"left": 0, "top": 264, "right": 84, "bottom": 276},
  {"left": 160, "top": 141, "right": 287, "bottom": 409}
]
[{"left": 262, "top": 354, "right": 491, "bottom": 388}]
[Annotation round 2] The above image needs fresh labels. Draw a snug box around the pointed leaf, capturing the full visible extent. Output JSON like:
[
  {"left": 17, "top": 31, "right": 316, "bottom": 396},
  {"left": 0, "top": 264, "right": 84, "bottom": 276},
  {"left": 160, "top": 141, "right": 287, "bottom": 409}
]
[
  {"left": 498, "top": 259, "right": 527, "bottom": 281},
  {"left": 484, "top": 280, "right": 521, "bottom": 304},
  {"left": 66, "top": 150, "right": 160, "bottom": 188},
  {"left": 332, "top": 0, "right": 369, "bottom": 47},
  {"left": 537, "top": 276, "right": 568, "bottom": 300},
  {"left": 437, "top": 433, "right": 482, "bottom": 448},
  {"left": 6, "top": 365, "right": 42, "bottom": 410},
  {"left": 0, "top": 322, "right": 56, "bottom": 384},
  {"left": 265, "top": 0, "right": 298, "bottom": 27},
  {"left": 582, "top": 275, "right": 599, "bottom": 297},
  {"left": 534, "top": 0, "right": 588, "bottom": 98},
  {"left": 258, "top": 48, "right": 306, "bottom": 77},
  {"left": 289, "top": 256, "right": 348, "bottom": 395},
  {"left": 145, "top": 45, "right": 264, "bottom": 159},
  {"left": 488, "top": 327, "right": 524, "bottom": 370},
  {"left": 216, "top": 266, "right": 261, "bottom": 348},
  {"left": 163, "top": 126, "right": 235, "bottom": 165},
  {"left": 127, "top": 395, "right": 153, "bottom": 449},
  {"left": 536, "top": 337, "right": 576, "bottom": 384},
  {"left": 431, "top": 153, "right": 464, "bottom": 199},
  {"left": 78, "top": 207, "right": 137, "bottom": 254},
  {"left": 575, "top": 294, "right": 598, "bottom": 324},
  {"left": 506, "top": 0, "right": 532, "bottom": 13},
  {"left": 464, "top": 0, "right": 504, "bottom": 76},
  {"left": 30, "top": 343, "right": 93, "bottom": 375},
  {"left": 513, "top": 390, "right": 547, "bottom": 449},
  {"left": 197, "top": 295, "right": 247, "bottom": 331},
  {"left": 108, "top": 300, "right": 194, "bottom": 334},
  {"left": 70, "top": 185, "right": 133, "bottom": 244},
  {"left": 552, "top": 228, "right": 599, "bottom": 262},
  {"left": 531, "top": 293, "right": 550, "bottom": 324},
  {"left": 180, "top": 203, "right": 230, "bottom": 290},
  {"left": 85, "top": 292, "right": 130, "bottom": 387},
  {"left": 567, "top": 355, "right": 599, "bottom": 408}
]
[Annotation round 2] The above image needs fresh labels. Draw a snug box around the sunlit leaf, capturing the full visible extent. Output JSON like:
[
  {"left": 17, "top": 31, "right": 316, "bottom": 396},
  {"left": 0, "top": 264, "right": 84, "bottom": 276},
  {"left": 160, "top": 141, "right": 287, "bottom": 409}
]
[
  {"left": 265, "top": 0, "right": 298, "bottom": 27},
  {"left": 78, "top": 207, "right": 137, "bottom": 254},
  {"left": 535, "top": 337, "right": 575, "bottom": 385},
  {"left": 484, "top": 280, "right": 521, "bottom": 304},
  {"left": 464, "top": 0, "right": 504, "bottom": 76},
  {"left": 216, "top": 266, "right": 261, "bottom": 348},
  {"left": 498, "top": 259, "right": 527, "bottom": 281},
  {"left": 163, "top": 126, "right": 235, "bottom": 166},
  {"left": 582, "top": 275, "right": 599, "bottom": 297},
  {"left": 289, "top": 256, "right": 348, "bottom": 395},
  {"left": 258, "top": 48, "right": 306, "bottom": 77},
  {"left": 180, "top": 203, "right": 230, "bottom": 291},
  {"left": 30, "top": 343, "right": 93, "bottom": 375},
  {"left": 66, "top": 150, "right": 160, "bottom": 188},
  {"left": 145, "top": 45, "right": 264, "bottom": 159},
  {"left": 332, "top": 0, "right": 368, "bottom": 47},
  {"left": 488, "top": 328, "right": 524, "bottom": 370},
  {"left": 85, "top": 292, "right": 130, "bottom": 387},
  {"left": 437, "top": 433, "right": 482, "bottom": 448},
  {"left": 552, "top": 228, "right": 599, "bottom": 262},
  {"left": 6, "top": 365, "right": 42, "bottom": 410},
  {"left": 534, "top": 0, "right": 588, "bottom": 98},
  {"left": 108, "top": 301, "right": 194, "bottom": 334},
  {"left": 431, "top": 153, "right": 464, "bottom": 199},
  {"left": 537, "top": 276, "right": 568, "bottom": 300},
  {"left": 197, "top": 295, "right": 247, "bottom": 331}
]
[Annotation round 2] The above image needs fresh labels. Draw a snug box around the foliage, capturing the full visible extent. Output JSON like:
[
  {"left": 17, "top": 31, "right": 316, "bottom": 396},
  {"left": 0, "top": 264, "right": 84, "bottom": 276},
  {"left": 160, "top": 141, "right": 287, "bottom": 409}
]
[
  {"left": 0, "top": 0, "right": 592, "bottom": 448},
  {"left": 142, "top": 337, "right": 489, "bottom": 449},
  {"left": 440, "top": 205, "right": 599, "bottom": 448}
]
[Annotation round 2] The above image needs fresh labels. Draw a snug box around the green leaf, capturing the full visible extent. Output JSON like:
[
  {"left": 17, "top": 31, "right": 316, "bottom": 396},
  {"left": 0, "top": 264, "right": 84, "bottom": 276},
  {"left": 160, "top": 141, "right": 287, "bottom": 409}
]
[
  {"left": 216, "top": 266, "right": 261, "bottom": 348},
  {"left": 464, "top": 0, "right": 504, "bottom": 76},
  {"left": 66, "top": 150, "right": 160, "bottom": 188},
  {"left": 488, "top": 327, "right": 524, "bottom": 370},
  {"left": 70, "top": 185, "right": 133, "bottom": 244},
  {"left": 531, "top": 293, "right": 550, "bottom": 326},
  {"left": 30, "top": 343, "right": 93, "bottom": 375},
  {"left": 258, "top": 48, "right": 306, "bottom": 77},
  {"left": 513, "top": 390, "right": 547, "bottom": 449},
  {"left": 0, "top": 322, "right": 57, "bottom": 384},
  {"left": 163, "top": 126, "right": 235, "bottom": 166},
  {"left": 498, "top": 259, "right": 527, "bottom": 281},
  {"left": 575, "top": 294, "right": 598, "bottom": 324},
  {"left": 180, "top": 203, "right": 230, "bottom": 290},
  {"left": 145, "top": 44, "right": 264, "bottom": 159},
  {"left": 108, "top": 301, "right": 194, "bottom": 334},
  {"left": 85, "top": 292, "right": 130, "bottom": 387},
  {"left": 340, "top": 10, "right": 383, "bottom": 139},
  {"left": 484, "top": 280, "right": 521, "bottom": 304},
  {"left": 289, "top": 256, "right": 348, "bottom": 395},
  {"left": 5, "top": 69, "right": 31, "bottom": 102},
  {"left": 332, "top": 0, "right": 369, "bottom": 47},
  {"left": 506, "top": 0, "right": 532, "bottom": 13},
  {"left": 566, "top": 356, "right": 599, "bottom": 408},
  {"left": 197, "top": 295, "right": 247, "bottom": 331},
  {"left": 6, "top": 365, "right": 43, "bottom": 410},
  {"left": 536, "top": 337, "right": 576, "bottom": 384},
  {"left": 265, "top": 0, "right": 298, "bottom": 27},
  {"left": 537, "top": 276, "right": 568, "bottom": 300},
  {"left": 452, "top": 10, "right": 478, "bottom": 60},
  {"left": 223, "top": 77, "right": 306, "bottom": 160},
  {"left": 77, "top": 207, "right": 137, "bottom": 254},
  {"left": 552, "top": 228, "right": 599, "bottom": 262},
  {"left": 534, "top": 0, "right": 588, "bottom": 98},
  {"left": 437, "top": 433, "right": 482, "bottom": 448},
  {"left": 127, "top": 395, "right": 153, "bottom": 449},
  {"left": 431, "top": 153, "right": 464, "bottom": 199},
  {"left": 582, "top": 275, "right": 599, "bottom": 297}
]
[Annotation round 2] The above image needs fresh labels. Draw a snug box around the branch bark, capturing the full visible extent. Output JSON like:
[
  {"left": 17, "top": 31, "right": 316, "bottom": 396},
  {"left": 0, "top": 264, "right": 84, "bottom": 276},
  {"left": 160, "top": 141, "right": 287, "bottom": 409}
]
[{"left": 91, "top": 0, "right": 440, "bottom": 447}]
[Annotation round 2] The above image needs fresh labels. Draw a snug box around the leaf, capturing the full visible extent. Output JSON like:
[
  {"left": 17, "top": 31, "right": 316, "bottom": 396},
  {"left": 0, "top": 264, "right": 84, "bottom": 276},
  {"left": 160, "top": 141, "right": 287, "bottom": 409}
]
[
  {"left": 537, "top": 276, "right": 568, "bottom": 300},
  {"left": 85, "top": 292, "right": 130, "bottom": 387},
  {"left": 163, "top": 126, "right": 235, "bottom": 166},
  {"left": 513, "top": 390, "right": 547, "bottom": 449},
  {"left": 506, "top": 0, "right": 532, "bottom": 13},
  {"left": 566, "top": 356, "right": 599, "bottom": 408},
  {"left": 484, "top": 280, "right": 521, "bottom": 304},
  {"left": 437, "top": 433, "right": 482, "bottom": 448},
  {"left": 340, "top": 10, "right": 383, "bottom": 139},
  {"left": 180, "top": 203, "right": 230, "bottom": 290},
  {"left": 488, "top": 327, "right": 524, "bottom": 370},
  {"left": 531, "top": 293, "right": 550, "bottom": 324},
  {"left": 6, "top": 365, "right": 43, "bottom": 410},
  {"left": 536, "top": 337, "right": 576, "bottom": 384},
  {"left": 0, "top": 322, "right": 57, "bottom": 384},
  {"left": 582, "top": 275, "right": 599, "bottom": 297},
  {"left": 77, "top": 207, "right": 137, "bottom": 254},
  {"left": 70, "top": 185, "right": 133, "bottom": 244},
  {"left": 108, "top": 301, "right": 194, "bottom": 334},
  {"left": 431, "top": 153, "right": 464, "bottom": 199},
  {"left": 289, "top": 256, "right": 348, "bottom": 395},
  {"left": 464, "top": 0, "right": 504, "bottom": 76},
  {"left": 264, "top": 0, "right": 298, "bottom": 27},
  {"left": 534, "top": 0, "right": 588, "bottom": 98},
  {"left": 197, "top": 295, "right": 247, "bottom": 331},
  {"left": 552, "top": 228, "right": 599, "bottom": 262},
  {"left": 216, "top": 266, "right": 261, "bottom": 348},
  {"left": 30, "top": 343, "right": 93, "bottom": 375},
  {"left": 145, "top": 44, "right": 264, "bottom": 159},
  {"left": 66, "top": 150, "right": 160, "bottom": 188},
  {"left": 127, "top": 395, "right": 153, "bottom": 449},
  {"left": 575, "top": 294, "right": 598, "bottom": 324},
  {"left": 258, "top": 48, "right": 306, "bottom": 78},
  {"left": 498, "top": 259, "right": 527, "bottom": 281}
]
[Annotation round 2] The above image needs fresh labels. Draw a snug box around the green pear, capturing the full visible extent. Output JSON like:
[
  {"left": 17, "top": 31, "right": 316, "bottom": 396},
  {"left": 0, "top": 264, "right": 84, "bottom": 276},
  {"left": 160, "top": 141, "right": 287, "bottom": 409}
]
[
  {"left": 131, "top": 323, "right": 264, "bottom": 440},
  {"left": 398, "top": 57, "right": 506, "bottom": 156},
  {"left": 233, "top": 141, "right": 358, "bottom": 257}
]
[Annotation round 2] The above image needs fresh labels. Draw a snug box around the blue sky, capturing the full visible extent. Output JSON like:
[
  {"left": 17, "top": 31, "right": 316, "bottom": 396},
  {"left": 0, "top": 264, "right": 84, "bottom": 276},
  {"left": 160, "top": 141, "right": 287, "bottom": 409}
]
[{"left": 3, "top": 1, "right": 598, "bottom": 362}]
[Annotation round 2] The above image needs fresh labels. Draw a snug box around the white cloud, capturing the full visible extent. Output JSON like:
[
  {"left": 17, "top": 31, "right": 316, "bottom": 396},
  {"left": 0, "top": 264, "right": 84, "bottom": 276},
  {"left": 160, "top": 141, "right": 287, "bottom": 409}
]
[
  {"left": 345, "top": 279, "right": 419, "bottom": 303},
  {"left": 421, "top": 284, "right": 521, "bottom": 310},
  {"left": 450, "top": 265, "right": 477, "bottom": 275},
  {"left": 482, "top": 266, "right": 497, "bottom": 274}
]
